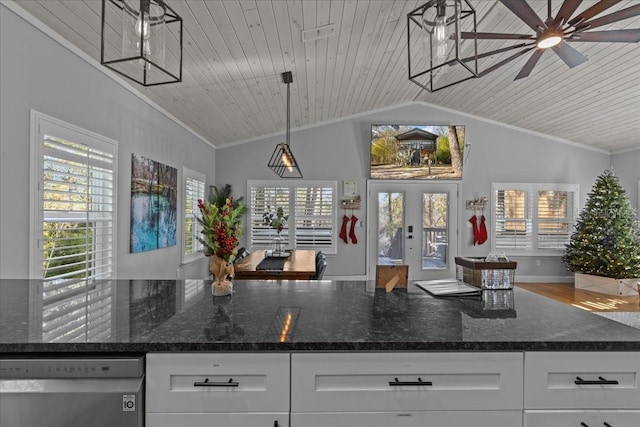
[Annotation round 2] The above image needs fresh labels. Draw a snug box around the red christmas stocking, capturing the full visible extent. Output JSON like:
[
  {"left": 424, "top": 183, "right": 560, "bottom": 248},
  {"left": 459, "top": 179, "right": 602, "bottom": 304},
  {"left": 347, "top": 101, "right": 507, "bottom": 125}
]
[
  {"left": 469, "top": 215, "right": 479, "bottom": 246},
  {"left": 339, "top": 215, "right": 349, "bottom": 244},
  {"left": 477, "top": 215, "right": 488, "bottom": 245},
  {"left": 349, "top": 215, "right": 359, "bottom": 244}
]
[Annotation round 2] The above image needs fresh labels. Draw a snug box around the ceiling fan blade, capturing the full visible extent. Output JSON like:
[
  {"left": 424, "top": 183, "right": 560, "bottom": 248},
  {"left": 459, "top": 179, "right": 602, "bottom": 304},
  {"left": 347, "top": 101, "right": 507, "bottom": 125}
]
[
  {"left": 478, "top": 46, "right": 535, "bottom": 77},
  {"left": 551, "top": 0, "right": 584, "bottom": 27},
  {"left": 498, "top": 0, "right": 545, "bottom": 32},
  {"left": 579, "top": 4, "right": 640, "bottom": 30},
  {"left": 459, "top": 43, "right": 534, "bottom": 64},
  {"left": 567, "top": 0, "right": 622, "bottom": 26},
  {"left": 551, "top": 41, "right": 589, "bottom": 68},
  {"left": 515, "top": 49, "right": 545, "bottom": 80},
  {"left": 461, "top": 32, "right": 534, "bottom": 40},
  {"left": 569, "top": 29, "right": 640, "bottom": 43}
]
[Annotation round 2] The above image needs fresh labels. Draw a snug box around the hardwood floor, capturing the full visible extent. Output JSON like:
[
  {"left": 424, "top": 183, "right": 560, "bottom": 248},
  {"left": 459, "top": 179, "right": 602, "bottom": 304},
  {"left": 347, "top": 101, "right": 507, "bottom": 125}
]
[{"left": 516, "top": 282, "right": 640, "bottom": 312}]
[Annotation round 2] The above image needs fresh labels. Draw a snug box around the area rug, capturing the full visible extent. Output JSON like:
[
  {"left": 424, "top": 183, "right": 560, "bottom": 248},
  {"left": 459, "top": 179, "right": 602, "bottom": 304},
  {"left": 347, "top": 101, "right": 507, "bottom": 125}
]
[{"left": 594, "top": 312, "right": 640, "bottom": 330}]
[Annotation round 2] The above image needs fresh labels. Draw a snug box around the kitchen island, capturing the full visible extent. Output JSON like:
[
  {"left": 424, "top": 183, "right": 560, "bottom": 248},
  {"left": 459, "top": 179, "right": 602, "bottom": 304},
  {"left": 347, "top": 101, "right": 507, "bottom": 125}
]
[
  {"left": 2, "top": 280, "right": 639, "bottom": 427},
  {"left": 1, "top": 279, "right": 639, "bottom": 352}
]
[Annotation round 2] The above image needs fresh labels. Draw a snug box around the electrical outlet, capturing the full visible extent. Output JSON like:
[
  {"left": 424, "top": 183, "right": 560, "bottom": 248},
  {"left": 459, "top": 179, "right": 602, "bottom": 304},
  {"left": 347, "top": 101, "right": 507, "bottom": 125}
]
[{"left": 536, "top": 259, "right": 541, "bottom": 267}]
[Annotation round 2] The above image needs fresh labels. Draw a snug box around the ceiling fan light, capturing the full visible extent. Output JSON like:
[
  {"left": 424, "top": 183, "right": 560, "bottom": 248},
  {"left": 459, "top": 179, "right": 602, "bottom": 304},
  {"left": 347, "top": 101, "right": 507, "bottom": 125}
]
[{"left": 537, "top": 32, "right": 562, "bottom": 49}]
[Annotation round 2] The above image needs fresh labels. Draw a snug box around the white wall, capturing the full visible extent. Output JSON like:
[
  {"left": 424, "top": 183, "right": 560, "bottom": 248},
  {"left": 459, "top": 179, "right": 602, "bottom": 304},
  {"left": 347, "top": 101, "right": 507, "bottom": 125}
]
[
  {"left": 216, "top": 103, "right": 612, "bottom": 281},
  {"left": 0, "top": 4, "right": 214, "bottom": 279}
]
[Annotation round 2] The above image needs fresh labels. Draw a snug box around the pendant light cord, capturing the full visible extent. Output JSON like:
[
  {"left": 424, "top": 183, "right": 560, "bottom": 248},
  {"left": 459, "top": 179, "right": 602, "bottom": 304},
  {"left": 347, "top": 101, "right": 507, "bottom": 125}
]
[{"left": 286, "top": 80, "right": 291, "bottom": 147}]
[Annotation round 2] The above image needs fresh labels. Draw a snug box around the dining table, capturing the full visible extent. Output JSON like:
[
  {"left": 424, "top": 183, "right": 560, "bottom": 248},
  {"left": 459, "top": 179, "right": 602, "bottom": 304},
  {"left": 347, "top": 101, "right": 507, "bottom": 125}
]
[{"left": 233, "top": 249, "right": 317, "bottom": 280}]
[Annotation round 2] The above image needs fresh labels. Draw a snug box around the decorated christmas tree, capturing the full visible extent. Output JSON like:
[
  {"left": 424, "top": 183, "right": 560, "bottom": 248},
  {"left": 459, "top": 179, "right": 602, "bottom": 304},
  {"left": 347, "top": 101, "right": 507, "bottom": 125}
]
[{"left": 562, "top": 170, "right": 640, "bottom": 279}]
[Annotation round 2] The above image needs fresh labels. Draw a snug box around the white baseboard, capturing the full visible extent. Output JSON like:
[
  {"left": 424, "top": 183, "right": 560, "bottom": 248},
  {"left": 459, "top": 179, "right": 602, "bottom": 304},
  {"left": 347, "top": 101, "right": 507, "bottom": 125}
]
[{"left": 516, "top": 275, "right": 574, "bottom": 283}]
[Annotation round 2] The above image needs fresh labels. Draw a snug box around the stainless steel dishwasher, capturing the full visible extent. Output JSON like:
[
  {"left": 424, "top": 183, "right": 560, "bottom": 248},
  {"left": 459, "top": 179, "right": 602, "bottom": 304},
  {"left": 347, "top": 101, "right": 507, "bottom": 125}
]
[{"left": 0, "top": 356, "right": 144, "bottom": 427}]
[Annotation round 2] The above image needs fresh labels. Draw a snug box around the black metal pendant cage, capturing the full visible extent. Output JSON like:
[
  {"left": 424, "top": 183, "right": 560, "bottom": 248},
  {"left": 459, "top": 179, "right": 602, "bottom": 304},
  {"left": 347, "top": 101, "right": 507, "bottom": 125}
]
[
  {"left": 269, "top": 71, "right": 302, "bottom": 178},
  {"left": 101, "top": 0, "right": 182, "bottom": 86},
  {"left": 407, "top": 0, "right": 477, "bottom": 92}
]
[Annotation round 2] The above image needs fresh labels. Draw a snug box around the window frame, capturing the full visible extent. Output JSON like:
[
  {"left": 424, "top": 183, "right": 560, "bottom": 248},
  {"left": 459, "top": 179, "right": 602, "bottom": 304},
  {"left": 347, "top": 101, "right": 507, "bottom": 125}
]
[
  {"left": 182, "top": 168, "right": 206, "bottom": 264},
  {"left": 30, "top": 110, "right": 118, "bottom": 281},
  {"left": 491, "top": 182, "right": 579, "bottom": 256},
  {"left": 247, "top": 180, "right": 338, "bottom": 254}
]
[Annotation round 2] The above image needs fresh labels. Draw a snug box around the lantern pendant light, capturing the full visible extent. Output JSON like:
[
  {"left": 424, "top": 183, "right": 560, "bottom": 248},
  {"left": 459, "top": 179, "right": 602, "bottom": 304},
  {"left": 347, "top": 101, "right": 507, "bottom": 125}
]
[{"left": 101, "top": 0, "right": 183, "bottom": 86}]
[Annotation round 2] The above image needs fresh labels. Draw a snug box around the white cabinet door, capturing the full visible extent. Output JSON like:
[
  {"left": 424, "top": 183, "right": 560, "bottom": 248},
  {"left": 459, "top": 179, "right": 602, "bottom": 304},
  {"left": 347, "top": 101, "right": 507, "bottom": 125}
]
[
  {"left": 524, "top": 410, "right": 640, "bottom": 426},
  {"left": 524, "top": 352, "right": 640, "bottom": 410},
  {"left": 147, "top": 413, "right": 289, "bottom": 427},
  {"left": 146, "top": 353, "right": 290, "bottom": 413},
  {"left": 291, "top": 352, "right": 523, "bottom": 412},
  {"left": 292, "top": 411, "right": 523, "bottom": 427}
]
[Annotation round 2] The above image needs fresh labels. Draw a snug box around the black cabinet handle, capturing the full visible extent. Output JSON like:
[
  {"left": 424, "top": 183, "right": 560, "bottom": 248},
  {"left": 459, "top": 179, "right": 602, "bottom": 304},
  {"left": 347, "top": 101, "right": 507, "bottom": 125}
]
[
  {"left": 193, "top": 378, "right": 239, "bottom": 387},
  {"left": 389, "top": 377, "right": 433, "bottom": 386},
  {"left": 574, "top": 376, "right": 619, "bottom": 385}
]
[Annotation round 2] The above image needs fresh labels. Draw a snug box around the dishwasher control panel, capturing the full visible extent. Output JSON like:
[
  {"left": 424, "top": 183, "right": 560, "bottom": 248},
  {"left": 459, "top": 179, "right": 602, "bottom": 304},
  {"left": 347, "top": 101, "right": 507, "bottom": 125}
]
[{"left": 0, "top": 358, "right": 144, "bottom": 379}]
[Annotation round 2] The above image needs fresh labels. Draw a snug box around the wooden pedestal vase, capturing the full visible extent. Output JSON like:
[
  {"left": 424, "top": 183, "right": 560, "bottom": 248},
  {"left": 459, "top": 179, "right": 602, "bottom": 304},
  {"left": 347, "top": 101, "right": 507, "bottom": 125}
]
[
  {"left": 210, "top": 255, "right": 234, "bottom": 296},
  {"left": 574, "top": 272, "right": 640, "bottom": 296}
]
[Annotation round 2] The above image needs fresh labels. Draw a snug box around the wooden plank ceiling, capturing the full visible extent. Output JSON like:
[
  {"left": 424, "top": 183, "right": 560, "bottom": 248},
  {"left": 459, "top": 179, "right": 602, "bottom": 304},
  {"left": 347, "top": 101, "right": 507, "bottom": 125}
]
[{"left": 11, "top": 0, "right": 640, "bottom": 152}]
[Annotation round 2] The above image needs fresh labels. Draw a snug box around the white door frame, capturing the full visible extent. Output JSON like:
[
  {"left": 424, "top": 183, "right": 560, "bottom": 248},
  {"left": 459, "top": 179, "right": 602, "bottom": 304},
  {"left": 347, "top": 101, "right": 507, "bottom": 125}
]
[{"left": 366, "top": 181, "right": 460, "bottom": 282}]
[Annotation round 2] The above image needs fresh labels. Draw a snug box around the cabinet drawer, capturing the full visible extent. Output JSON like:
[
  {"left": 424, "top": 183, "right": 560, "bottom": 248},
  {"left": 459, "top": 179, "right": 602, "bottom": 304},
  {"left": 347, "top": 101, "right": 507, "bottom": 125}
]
[
  {"left": 524, "top": 410, "right": 640, "bottom": 426},
  {"left": 146, "top": 353, "right": 290, "bottom": 413},
  {"left": 292, "top": 411, "right": 523, "bottom": 427},
  {"left": 524, "top": 352, "right": 640, "bottom": 409},
  {"left": 291, "top": 352, "right": 523, "bottom": 412},
  {"left": 147, "top": 413, "right": 289, "bottom": 427}
]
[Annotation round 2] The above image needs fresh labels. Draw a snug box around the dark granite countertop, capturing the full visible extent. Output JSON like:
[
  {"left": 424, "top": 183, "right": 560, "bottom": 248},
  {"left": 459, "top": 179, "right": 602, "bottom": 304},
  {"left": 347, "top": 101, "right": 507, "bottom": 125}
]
[{"left": 1, "top": 279, "right": 639, "bottom": 353}]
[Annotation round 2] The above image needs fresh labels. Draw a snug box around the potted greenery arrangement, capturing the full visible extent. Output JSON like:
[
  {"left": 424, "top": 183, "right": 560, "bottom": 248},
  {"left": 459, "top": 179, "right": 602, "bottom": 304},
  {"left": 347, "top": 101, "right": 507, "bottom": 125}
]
[
  {"left": 197, "top": 184, "right": 247, "bottom": 296},
  {"left": 562, "top": 170, "right": 640, "bottom": 296},
  {"left": 263, "top": 206, "right": 288, "bottom": 254}
]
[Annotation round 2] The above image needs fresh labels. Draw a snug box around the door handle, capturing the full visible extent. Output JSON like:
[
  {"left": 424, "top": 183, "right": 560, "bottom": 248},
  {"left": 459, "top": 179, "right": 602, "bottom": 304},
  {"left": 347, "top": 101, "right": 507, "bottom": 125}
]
[
  {"left": 389, "top": 377, "right": 432, "bottom": 386},
  {"left": 574, "top": 376, "right": 619, "bottom": 385},
  {"left": 193, "top": 378, "right": 239, "bottom": 387}
]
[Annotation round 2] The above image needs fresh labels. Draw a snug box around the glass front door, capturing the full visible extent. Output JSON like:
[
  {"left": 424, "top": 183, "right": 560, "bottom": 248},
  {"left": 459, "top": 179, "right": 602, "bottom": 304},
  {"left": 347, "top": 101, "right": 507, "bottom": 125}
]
[{"left": 369, "top": 182, "right": 458, "bottom": 281}]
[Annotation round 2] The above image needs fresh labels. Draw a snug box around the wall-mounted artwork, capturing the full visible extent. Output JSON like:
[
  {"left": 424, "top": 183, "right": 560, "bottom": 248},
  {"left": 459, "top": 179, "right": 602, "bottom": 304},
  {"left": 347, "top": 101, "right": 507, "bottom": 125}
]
[
  {"left": 370, "top": 124, "right": 466, "bottom": 180},
  {"left": 130, "top": 154, "right": 177, "bottom": 253}
]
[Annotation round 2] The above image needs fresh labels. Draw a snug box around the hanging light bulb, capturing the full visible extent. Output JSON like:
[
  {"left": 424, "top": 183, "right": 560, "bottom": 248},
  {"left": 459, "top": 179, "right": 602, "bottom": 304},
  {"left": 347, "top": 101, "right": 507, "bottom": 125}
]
[
  {"left": 135, "top": 12, "right": 150, "bottom": 39},
  {"left": 434, "top": 2, "right": 448, "bottom": 59}
]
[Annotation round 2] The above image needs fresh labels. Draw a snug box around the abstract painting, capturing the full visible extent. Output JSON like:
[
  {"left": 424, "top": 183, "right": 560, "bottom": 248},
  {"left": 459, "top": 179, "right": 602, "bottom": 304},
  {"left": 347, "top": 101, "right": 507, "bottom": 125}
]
[{"left": 130, "top": 154, "right": 177, "bottom": 252}]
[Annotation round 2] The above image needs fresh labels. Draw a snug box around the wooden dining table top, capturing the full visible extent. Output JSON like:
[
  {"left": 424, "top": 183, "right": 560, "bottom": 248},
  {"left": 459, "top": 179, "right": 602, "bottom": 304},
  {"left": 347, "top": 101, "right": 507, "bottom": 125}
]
[{"left": 233, "top": 249, "right": 316, "bottom": 280}]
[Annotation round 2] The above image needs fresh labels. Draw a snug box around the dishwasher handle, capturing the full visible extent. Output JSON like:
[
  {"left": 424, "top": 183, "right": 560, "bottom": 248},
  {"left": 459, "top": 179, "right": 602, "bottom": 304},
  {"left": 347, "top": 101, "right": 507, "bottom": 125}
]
[{"left": 193, "top": 378, "right": 239, "bottom": 387}]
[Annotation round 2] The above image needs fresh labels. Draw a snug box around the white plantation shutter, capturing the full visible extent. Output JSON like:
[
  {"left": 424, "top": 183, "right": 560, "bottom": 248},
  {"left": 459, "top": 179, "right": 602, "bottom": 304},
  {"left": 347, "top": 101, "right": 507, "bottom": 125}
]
[
  {"left": 492, "top": 183, "right": 578, "bottom": 255},
  {"left": 248, "top": 180, "right": 337, "bottom": 254},
  {"left": 31, "top": 112, "right": 118, "bottom": 343},
  {"left": 537, "top": 188, "right": 578, "bottom": 250},
  {"left": 493, "top": 187, "right": 533, "bottom": 252},
  {"left": 41, "top": 135, "right": 115, "bottom": 281},
  {"left": 183, "top": 169, "right": 205, "bottom": 262},
  {"left": 294, "top": 185, "right": 335, "bottom": 249},
  {"left": 249, "top": 184, "right": 291, "bottom": 247}
]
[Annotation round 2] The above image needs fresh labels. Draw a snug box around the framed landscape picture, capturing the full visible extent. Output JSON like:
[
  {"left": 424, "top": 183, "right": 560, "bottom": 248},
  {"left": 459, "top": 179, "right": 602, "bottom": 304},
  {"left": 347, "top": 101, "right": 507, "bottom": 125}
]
[{"left": 370, "top": 124, "right": 466, "bottom": 180}]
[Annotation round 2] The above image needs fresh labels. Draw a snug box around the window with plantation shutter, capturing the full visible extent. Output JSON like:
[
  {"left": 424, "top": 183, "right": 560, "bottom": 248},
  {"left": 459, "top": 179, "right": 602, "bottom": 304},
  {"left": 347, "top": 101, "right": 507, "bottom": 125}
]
[
  {"left": 183, "top": 168, "right": 205, "bottom": 263},
  {"left": 294, "top": 185, "right": 335, "bottom": 249},
  {"left": 248, "top": 180, "right": 337, "bottom": 254},
  {"left": 537, "top": 188, "right": 577, "bottom": 250},
  {"left": 492, "top": 183, "right": 578, "bottom": 255},
  {"left": 31, "top": 111, "right": 118, "bottom": 342}
]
